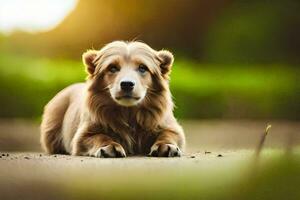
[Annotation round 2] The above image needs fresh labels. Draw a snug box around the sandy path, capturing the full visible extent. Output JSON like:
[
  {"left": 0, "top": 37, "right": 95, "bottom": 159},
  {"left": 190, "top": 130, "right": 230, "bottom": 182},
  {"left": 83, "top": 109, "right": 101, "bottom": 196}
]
[
  {"left": 1, "top": 119, "right": 299, "bottom": 152},
  {"left": 0, "top": 120, "right": 299, "bottom": 200}
]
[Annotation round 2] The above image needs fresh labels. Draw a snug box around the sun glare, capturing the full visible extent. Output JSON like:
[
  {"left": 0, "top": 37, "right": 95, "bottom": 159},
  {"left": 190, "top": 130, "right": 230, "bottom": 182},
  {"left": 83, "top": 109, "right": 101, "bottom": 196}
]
[{"left": 0, "top": 0, "right": 78, "bottom": 34}]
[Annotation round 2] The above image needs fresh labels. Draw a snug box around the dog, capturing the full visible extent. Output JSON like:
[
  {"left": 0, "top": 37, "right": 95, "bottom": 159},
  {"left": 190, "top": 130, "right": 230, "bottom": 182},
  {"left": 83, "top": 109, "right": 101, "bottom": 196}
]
[{"left": 40, "top": 41, "right": 185, "bottom": 157}]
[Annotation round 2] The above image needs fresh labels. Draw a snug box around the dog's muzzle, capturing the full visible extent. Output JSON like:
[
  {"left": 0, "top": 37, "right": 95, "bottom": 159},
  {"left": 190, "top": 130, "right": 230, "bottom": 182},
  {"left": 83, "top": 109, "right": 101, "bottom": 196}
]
[{"left": 120, "top": 80, "right": 135, "bottom": 93}]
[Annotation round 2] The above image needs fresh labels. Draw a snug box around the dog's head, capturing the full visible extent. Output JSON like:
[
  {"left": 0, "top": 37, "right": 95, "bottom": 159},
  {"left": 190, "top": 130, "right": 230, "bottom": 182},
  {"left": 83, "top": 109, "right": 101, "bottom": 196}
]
[{"left": 83, "top": 41, "right": 174, "bottom": 107}]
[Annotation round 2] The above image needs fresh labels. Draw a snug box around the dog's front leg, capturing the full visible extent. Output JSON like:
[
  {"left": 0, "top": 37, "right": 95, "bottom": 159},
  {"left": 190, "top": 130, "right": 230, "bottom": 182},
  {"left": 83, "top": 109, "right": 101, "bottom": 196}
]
[
  {"left": 149, "top": 130, "right": 184, "bottom": 157},
  {"left": 71, "top": 125, "right": 126, "bottom": 158}
]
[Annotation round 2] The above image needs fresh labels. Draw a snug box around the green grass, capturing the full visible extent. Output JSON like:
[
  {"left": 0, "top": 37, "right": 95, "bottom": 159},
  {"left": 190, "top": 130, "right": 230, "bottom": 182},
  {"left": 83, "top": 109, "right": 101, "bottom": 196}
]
[
  {"left": 65, "top": 149, "right": 299, "bottom": 200},
  {"left": 171, "top": 61, "right": 300, "bottom": 118},
  {"left": 0, "top": 54, "right": 85, "bottom": 118},
  {"left": 67, "top": 155, "right": 300, "bottom": 200},
  {"left": 173, "top": 61, "right": 296, "bottom": 94},
  {"left": 0, "top": 53, "right": 299, "bottom": 119}
]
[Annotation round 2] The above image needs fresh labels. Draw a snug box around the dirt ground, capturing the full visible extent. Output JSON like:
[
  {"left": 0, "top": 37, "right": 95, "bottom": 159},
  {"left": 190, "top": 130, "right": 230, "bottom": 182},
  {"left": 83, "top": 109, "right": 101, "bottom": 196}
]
[
  {"left": 0, "top": 120, "right": 300, "bottom": 200},
  {"left": 1, "top": 119, "right": 300, "bottom": 152}
]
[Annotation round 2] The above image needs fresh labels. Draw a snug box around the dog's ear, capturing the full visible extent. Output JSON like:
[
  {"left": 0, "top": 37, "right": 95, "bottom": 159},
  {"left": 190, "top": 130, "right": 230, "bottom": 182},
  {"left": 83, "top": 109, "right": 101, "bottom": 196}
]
[
  {"left": 82, "top": 50, "right": 98, "bottom": 75},
  {"left": 157, "top": 50, "right": 174, "bottom": 75}
]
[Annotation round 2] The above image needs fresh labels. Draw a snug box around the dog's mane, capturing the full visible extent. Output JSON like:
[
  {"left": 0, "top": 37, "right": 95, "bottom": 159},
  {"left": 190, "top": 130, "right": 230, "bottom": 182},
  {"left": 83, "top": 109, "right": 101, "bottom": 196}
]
[
  {"left": 85, "top": 71, "right": 173, "bottom": 153},
  {"left": 82, "top": 41, "right": 175, "bottom": 153}
]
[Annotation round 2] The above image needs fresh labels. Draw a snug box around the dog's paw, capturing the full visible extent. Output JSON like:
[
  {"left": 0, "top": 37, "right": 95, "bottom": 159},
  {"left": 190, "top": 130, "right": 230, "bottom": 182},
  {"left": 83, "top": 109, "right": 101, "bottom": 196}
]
[
  {"left": 94, "top": 143, "right": 126, "bottom": 158},
  {"left": 149, "top": 143, "right": 182, "bottom": 157}
]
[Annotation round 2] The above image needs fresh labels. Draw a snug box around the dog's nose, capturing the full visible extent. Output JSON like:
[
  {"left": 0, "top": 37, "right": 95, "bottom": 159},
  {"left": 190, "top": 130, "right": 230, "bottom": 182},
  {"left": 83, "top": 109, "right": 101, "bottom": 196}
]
[{"left": 120, "top": 81, "right": 135, "bottom": 92}]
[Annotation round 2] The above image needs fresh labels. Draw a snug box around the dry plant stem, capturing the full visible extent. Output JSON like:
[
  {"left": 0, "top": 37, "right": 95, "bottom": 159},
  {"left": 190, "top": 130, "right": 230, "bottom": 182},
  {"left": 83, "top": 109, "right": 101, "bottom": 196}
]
[{"left": 255, "top": 124, "right": 272, "bottom": 157}]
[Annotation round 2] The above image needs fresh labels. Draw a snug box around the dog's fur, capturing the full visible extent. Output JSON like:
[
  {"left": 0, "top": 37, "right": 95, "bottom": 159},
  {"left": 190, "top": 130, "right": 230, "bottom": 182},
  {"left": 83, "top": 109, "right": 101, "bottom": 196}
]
[{"left": 40, "top": 41, "right": 185, "bottom": 157}]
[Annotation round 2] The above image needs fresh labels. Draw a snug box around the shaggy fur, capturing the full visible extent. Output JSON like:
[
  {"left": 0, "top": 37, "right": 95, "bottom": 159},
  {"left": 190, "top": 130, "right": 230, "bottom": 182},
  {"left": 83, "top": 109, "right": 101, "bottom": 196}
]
[{"left": 40, "top": 41, "right": 185, "bottom": 157}]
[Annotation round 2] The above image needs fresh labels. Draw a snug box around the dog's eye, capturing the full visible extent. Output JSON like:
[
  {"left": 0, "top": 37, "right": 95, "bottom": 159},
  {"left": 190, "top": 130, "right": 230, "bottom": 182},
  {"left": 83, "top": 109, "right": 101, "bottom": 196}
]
[
  {"left": 108, "top": 64, "right": 119, "bottom": 73},
  {"left": 138, "top": 64, "right": 148, "bottom": 74}
]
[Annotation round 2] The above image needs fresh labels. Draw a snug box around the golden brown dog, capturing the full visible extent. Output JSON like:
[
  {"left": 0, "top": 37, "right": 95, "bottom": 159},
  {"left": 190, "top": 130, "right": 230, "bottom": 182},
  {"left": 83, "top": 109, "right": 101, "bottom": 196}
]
[{"left": 40, "top": 41, "right": 185, "bottom": 157}]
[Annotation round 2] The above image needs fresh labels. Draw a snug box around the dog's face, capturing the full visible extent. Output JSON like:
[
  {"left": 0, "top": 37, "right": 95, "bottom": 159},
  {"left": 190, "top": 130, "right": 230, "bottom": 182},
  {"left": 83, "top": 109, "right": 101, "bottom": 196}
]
[{"left": 83, "top": 41, "right": 174, "bottom": 107}]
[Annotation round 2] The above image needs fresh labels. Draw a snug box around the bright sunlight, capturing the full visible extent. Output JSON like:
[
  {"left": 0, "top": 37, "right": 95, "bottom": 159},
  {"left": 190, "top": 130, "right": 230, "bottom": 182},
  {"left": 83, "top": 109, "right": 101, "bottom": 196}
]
[{"left": 0, "top": 0, "right": 78, "bottom": 34}]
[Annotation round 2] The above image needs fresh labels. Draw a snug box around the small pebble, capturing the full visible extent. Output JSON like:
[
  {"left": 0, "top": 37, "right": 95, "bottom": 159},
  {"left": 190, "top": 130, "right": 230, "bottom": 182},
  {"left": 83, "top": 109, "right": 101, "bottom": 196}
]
[
  {"left": 24, "top": 156, "right": 30, "bottom": 159},
  {"left": 1, "top": 153, "right": 5, "bottom": 156},
  {"left": 6, "top": 153, "right": 9, "bottom": 156},
  {"left": 217, "top": 154, "right": 223, "bottom": 157},
  {"left": 54, "top": 155, "right": 57, "bottom": 157},
  {"left": 190, "top": 155, "right": 196, "bottom": 158},
  {"left": 205, "top": 151, "right": 211, "bottom": 154},
  {"left": 0, "top": 156, "right": 2, "bottom": 158}
]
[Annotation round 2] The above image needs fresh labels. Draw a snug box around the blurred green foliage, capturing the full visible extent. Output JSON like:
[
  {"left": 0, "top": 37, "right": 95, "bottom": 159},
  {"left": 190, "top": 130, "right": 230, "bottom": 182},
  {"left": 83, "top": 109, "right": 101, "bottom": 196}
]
[
  {"left": 0, "top": 54, "right": 84, "bottom": 118},
  {"left": 2, "top": 0, "right": 299, "bottom": 63},
  {"left": 172, "top": 61, "right": 300, "bottom": 119},
  {"left": 0, "top": 54, "right": 299, "bottom": 119},
  {"left": 0, "top": 0, "right": 299, "bottom": 119},
  {"left": 65, "top": 151, "right": 300, "bottom": 200},
  {"left": 204, "top": 0, "right": 300, "bottom": 63}
]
